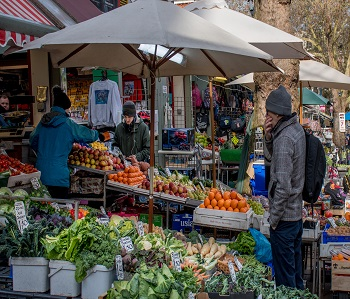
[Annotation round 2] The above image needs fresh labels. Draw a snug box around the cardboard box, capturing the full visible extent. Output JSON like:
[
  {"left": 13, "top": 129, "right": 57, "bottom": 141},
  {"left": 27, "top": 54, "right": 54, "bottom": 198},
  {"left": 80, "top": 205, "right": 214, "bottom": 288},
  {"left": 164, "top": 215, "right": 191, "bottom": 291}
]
[
  {"left": 7, "top": 171, "right": 41, "bottom": 188},
  {"left": 172, "top": 213, "right": 200, "bottom": 232},
  {"left": 139, "top": 213, "right": 163, "bottom": 227},
  {"left": 193, "top": 207, "right": 253, "bottom": 230},
  {"left": 162, "top": 128, "right": 195, "bottom": 151},
  {"left": 332, "top": 260, "right": 350, "bottom": 292}
]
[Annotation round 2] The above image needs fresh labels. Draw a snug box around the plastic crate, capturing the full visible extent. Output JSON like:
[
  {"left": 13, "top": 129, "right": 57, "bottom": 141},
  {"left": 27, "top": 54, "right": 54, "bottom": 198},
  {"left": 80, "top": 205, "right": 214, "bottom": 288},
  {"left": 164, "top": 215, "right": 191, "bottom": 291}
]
[
  {"left": 322, "top": 230, "right": 350, "bottom": 244},
  {"left": 253, "top": 162, "right": 266, "bottom": 191}
]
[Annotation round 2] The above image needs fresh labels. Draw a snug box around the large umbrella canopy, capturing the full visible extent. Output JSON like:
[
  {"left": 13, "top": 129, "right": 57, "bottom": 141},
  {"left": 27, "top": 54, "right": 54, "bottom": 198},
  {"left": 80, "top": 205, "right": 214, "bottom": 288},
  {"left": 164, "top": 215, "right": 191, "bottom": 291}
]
[
  {"left": 21, "top": 0, "right": 281, "bottom": 230},
  {"left": 227, "top": 60, "right": 350, "bottom": 90},
  {"left": 21, "top": 0, "right": 279, "bottom": 78},
  {"left": 300, "top": 88, "right": 331, "bottom": 105},
  {"left": 185, "top": 0, "right": 311, "bottom": 59}
]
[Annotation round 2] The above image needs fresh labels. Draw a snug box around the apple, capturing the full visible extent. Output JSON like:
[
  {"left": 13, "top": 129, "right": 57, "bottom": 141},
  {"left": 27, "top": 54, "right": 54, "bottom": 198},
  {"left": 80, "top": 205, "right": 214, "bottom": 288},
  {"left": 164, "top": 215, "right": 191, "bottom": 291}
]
[
  {"left": 70, "top": 160, "right": 75, "bottom": 165},
  {"left": 81, "top": 162, "right": 86, "bottom": 167},
  {"left": 74, "top": 156, "right": 79, "bottom": 161},
  {"left": 169, "top": 191, "right": 174, "bottom": 195},
  {"left": 89, "top": 154, "right": 94, "bottom": 159},
  {"left": 175, "top": 192, "right": 179, "bottom": 197},
  {"left": 86, "top": 163, "right": 91, "bottom": 168},
  {"left": 116, "top": 157, "right": 121, "bottom": 164},
  {"left": 171, "top": 186, "right": 178, "bottom": 194},
  {"left": 178, "top": 186, "right": 183, "bottom": 194},
  {"left": 183, "top": 187, "right": 187, "bottom": 193},
  {"left": 96, "top": 166, "right": 101, "bottom": 170},
  {"left": 325, "top": 210, "right": 333, "bottom": 218},
  {"left": 164, "top": 190, "right": 170, "bottom": 194},
  {"left": 85, "top": 158, "right": 90, "bottom": 164},
  {"left": 163, "top": 184, "right": 169, "bottom": 191},
  {"left": 69, "top": 155, "right": 74, "bottom": 160},
  {"left": 90, "top": 159, "right": 96, "bottom": 165},
  {"left": 158, "top": 185, "right": 163, "bottom": 192},
  {"left": 91, "top": 165, "right": 96, "bottom": 169},
  {"left": 75, "top": 161, "right": 80, "bottom": 166}
]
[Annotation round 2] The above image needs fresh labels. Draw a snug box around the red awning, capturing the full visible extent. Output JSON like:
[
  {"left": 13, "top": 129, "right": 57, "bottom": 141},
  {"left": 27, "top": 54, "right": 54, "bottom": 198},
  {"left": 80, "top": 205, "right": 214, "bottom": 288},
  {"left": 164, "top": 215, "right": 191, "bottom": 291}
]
[{"left": 0, "top": 0, "right": 54, "bottom": 47}]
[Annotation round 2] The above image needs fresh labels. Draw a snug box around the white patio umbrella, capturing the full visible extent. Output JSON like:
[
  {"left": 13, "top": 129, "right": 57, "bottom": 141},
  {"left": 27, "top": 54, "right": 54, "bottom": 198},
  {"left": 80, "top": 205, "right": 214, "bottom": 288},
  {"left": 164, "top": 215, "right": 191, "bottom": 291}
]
[
  {"left": 185, "top": 0, "right": 311, "bottom": 59},
  {"left": 21, "top": 0, "right": 281, "bottom": 230}
]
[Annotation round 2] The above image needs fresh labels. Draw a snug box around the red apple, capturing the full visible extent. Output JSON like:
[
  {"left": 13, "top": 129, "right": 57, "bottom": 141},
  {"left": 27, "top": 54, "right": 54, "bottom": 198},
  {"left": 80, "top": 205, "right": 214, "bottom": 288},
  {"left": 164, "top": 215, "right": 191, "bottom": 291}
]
[{"left": 325, "top": 210, "right": 333, "bottom": 218}]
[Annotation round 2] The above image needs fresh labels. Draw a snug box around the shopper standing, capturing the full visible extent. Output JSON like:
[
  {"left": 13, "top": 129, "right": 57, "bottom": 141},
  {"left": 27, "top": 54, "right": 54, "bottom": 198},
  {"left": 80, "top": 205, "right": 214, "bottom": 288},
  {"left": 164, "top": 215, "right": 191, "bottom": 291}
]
[
  {"left": 0, "top": 95, "right": 10, "bottom": 127},
  {"left": 113, "top": 101, "right": 150, "bottom": 162},
  {"left": 30, "top": 86, "right": 98, "bottom": 199},
  {"left": 263, "top": 85, "right": 306, "bottom": 289}
]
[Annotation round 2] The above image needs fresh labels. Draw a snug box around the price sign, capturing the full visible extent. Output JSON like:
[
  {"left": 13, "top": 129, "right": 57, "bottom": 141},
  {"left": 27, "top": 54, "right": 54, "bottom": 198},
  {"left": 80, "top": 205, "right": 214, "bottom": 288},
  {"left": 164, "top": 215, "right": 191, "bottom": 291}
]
[
  {"left": 66, "top": 203, "right": 73, "bottom": 210},
  {"left": 228, "top": 261, "right": 236, "bottom": 283},
  {"left": 165, "top": 168, "right": 172, "bottom": 177},
  {"left": 99, "top": 217, "right": 109, "bottom": 226},
  {"left": 234, "top": 256, "right": 243, "bottom": 271},
  {"left": 328, "top": 217, "right": 337, "bottom": 228},
  {"left": 199, "top": 182, "right": 205, "bottom": 191},
  {"left": 30, "top": 177, "right": 40, "bottom": 190},
  {"left": 339, "top": 217, "right": 347, "bottom": 225},
  {"left": 171, "top": 252, "right": 182, "bottom": 272},
  {"left": 198, "top": 234, "right": 204, "bottom": 245},
  {"left": 115, "top": 255, "right": 124, "bottom": 280},
  {"left": 219, "top": 185, "right": 225, "bottom": 194},
  {"left": 120, "top": 237, "right": 134, "bottom": 252},
  {"left": 14, "top": 201, "right": 29, "bottom": 234},
  {"left": 137, "top": 221, "right": 145, "bottom": 236},
  {"left": 154, "top": 168, "right": 160, "bottom": 176},
  {"left": 188, "top": 292, "right": 195, "bottom": 299},
  {"left": 50, "top": 202, "right": 60, "bottom": 212}
]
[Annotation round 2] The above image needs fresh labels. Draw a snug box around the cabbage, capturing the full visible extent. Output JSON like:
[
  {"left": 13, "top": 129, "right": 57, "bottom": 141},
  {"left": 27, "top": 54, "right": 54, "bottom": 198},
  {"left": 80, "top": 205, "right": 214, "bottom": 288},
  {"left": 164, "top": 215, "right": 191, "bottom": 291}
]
[
  {"left": 0, "top": 187, "right": 12, "bottom": 196},
  {"left": 109, "top": 215, "right": 123, "bottom": 227},
  {"left": 13, "top": 189, "right": 28, "bottom": 197}
]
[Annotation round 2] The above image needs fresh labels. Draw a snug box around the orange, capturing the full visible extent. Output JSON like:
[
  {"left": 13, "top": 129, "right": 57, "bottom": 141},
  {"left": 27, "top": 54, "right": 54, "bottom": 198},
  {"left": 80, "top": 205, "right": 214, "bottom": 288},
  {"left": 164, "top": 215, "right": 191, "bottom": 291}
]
[
  {"left": 214, "top": 206, "right": 220, "bottom": 210},
  {"left": 231, "top": 199, "right": 238, "bottom": 209},
  {"left": 224, "top": 199, "right": 232, "bottom": 209},
  {"left": 208, "top": 192, "right": 215, "bottom": 200},
  {"left": 345, "top": 212, "right": 350, "bottom": 221},
  {"left": 332, "top": 256, "right": 339, "bottom": 260},
  {"left": 217, "top": 199, "right": 225, "bottom": 208},
  {"left": 237, "top": 199, "right": 247, "bottom": 210},
  {"left": 211, "top": 199, "right": 218, "bottom": 207},
  {"left": 199, "top": 203, "right": 205, "bottom": 208},
  {"left": 237, "top": 193, "right": 244, "bottom": 201},
  {"left": 230, "top": 191, "right": 237, "bottom": 199},
  {"left": 338, "top": 254, "right": 344, "bottom": 260},
  {"left": 108, "top": 174, "right": 114, "bottom": 180},
  {"left": 220, "top": 207, "right": 227, "bottom": 211},
  {"left": 211, "top": 188, "right": 219, "bottom": 194},
  {"left": 233, "top": 208, "right": 240, "bottom": 212},
  {"left": 223, "top": 191, "right": 231, "bottom": 200},
  {"left": 246, "top": 204, "right": 250, "bottom": 210},
  {"left": 215, "top": 192, "right": 223, "bottom": 201},
  {"left": 204, "top": 198, "right": 210, "bottom": 207},
  {"left": 227, "top": 207, "right": 233, "bottom": 212},
  {"left": 207, "top": 205, "right": 213, "bottom": 209},
  {"left": 240, "top": 207, "right": 248, "bottom": 213}
]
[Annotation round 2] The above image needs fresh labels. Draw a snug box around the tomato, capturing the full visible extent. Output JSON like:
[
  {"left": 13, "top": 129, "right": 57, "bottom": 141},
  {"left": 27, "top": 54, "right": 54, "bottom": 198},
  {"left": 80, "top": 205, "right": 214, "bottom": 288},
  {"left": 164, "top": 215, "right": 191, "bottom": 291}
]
[{"left": 78, "top": 212, "right": 84, "bottom": 219}]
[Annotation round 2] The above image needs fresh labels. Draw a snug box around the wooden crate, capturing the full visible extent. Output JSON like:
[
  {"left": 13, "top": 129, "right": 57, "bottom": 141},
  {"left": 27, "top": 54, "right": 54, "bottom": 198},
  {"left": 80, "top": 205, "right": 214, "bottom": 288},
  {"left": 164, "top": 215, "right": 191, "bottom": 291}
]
[{"left": 331, "top": 260, "right": 350, "bottom": 292}]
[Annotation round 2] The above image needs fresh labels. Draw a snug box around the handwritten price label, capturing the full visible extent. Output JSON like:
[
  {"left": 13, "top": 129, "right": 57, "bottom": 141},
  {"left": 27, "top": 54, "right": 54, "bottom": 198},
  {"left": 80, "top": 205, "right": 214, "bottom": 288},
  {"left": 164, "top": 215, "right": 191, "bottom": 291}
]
[
  {"left": 66, "top": 203, "right": 73, "bottom": 210},
  {"left": 115, "top": 255, "right": 124, "bottom": 280},
  {"left": 99, "top": 217, "right": 109, "bottom": 226},
  {"left": 50, "top": 202, "right": 60, "bottom": 212},
  {"left": 137, "top": 221, "right": 145, "bottom": 237},
  {"left": 100, "top": 206, "right": 108, "bottom": 216},
  {"left": 188, "top": 292, "right": 195, "bottom": 299},
  {"left": 30, "top": 177, "right": 40, "bottom": 190},
  {"left": 328, "top": 217, "right": 337, "bottom": 228},
  {"left": 339, "top": 217, "right": 347, "bottom": 225},
  {"left": 120, "top": 237, "right": 134, "bottom": 253},
  {"left": 171, "top": 252, "right": 182, "bottom": 272},
  {"left": 165, "top": 168, "right": 172, "bottom": 177},
  {"left": 14, "top": 201, "right": 29, "bottom": 234},
  {"left": 198, "top": 234, "right": 204, "bottom": 245},
  {"left": 154, "top": 168, "right": 160, "bottom": 176},
  {"left": 199, "top": 182, "right": 205, "bottom": 191},
  {"left": 228, "top": 261, "right": 236, "bottom": 283},
  {"left": 234, "top": 256, "right": 243, "bottom": 271}
]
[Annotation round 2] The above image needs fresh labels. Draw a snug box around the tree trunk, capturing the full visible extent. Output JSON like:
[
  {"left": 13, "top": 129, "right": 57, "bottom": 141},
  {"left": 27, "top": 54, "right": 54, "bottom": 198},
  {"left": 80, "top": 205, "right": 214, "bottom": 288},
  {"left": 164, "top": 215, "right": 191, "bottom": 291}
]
[{"left": 243, "top": 0, "right": 299, "bottom": 194}]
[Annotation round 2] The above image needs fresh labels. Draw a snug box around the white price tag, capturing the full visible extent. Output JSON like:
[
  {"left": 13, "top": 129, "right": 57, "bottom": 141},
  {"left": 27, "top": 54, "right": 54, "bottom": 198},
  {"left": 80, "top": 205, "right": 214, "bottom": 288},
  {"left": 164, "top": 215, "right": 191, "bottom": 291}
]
[
  {"left": 120, "top": 237, "right": 134, "bottom": 253},
  {"left": 66, "top": 203, "right": 73, "bottom": 210},
  {"left": 165, "top": 168, "right": 172, "bottom": 177},
  {"left": 14, "top": 201, "right": 29, "bottom": 234},
  {"left": 198, "top": 234, "right": 204, "bottom": 245},
  {"left": 50, "top": 202, "right": 60, "bottom": 212},
  {"left": 234, "top": 256, "right": 243, "bottom": 271},
  {"left": 228, "top": 261, "right": 236, "bottom": 283},
  {"left": 328, "top": 217, "right": 337, "bottom": 228},
  {"left": 154, "top": 168, "right": 160, "bottom": 176},
  {"left": 171, "top": 252, "right": 182, "bottom": 272},
  {"left": 30, "top": 177, "right": 40, "bottom": 190},
  {"left": 115, "top": 255, "right": 124, "bottom": 280},
  {"left": 199, "top": 182, "right": 205, "bottom": 191},
  {"left": 99, "top": 217, "right": 109, "bottom": 226},
  {"left": 137, "top": 221, "right": 145, "bottom": 236},
  {"left": 219, "top": 185, "right": 225, "bottom": 194},
  {"left": 339, "top": 217, "right": 347, "bottom": 225},
  {"left": 188, "top": 292, "right": 195, "bottom": 299}
]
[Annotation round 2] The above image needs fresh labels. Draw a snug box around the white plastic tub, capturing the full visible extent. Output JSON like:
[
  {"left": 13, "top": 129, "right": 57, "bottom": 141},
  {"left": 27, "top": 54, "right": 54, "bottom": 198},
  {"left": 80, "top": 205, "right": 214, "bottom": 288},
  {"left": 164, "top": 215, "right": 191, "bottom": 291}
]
[
  {"left": 11, "top": 257, "right": 49, "bottom": 292},
  {"left": 49, "top": 260, "right": 81, "bottom": 297},
  {"left": 81, "top": 265, "right": 114, "bottom": 299}
]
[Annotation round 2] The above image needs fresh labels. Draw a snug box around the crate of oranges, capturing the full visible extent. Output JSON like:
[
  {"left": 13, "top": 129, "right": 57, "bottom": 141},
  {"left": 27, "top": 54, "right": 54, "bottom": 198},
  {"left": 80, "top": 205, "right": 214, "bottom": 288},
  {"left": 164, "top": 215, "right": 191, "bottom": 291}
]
[{"left": 193, "top": 188, "right": 253, "bottom": 230}]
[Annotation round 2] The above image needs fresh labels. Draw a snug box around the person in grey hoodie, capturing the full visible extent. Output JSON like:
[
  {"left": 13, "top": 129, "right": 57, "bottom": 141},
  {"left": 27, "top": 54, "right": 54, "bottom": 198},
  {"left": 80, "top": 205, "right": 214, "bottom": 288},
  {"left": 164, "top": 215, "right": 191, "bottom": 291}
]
[
  {"left": 114, "top": 101, "right": 150, "bottom": 162},
  {"left": 263, "top": 85, "right": 306, "bottom": 290}
]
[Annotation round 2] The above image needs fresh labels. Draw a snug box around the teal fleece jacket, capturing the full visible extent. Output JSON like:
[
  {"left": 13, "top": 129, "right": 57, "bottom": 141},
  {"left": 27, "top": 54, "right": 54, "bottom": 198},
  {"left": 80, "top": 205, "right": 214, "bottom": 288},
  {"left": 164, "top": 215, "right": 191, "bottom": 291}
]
[{"left": 30, "top": 106, "right": 98, "bottom": 188}]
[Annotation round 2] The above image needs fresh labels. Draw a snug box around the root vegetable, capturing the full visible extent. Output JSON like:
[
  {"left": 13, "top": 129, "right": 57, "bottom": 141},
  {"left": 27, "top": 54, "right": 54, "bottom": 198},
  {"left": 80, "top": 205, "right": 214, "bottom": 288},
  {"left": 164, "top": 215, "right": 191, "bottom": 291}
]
[
  {"left": 187, "top": 242, "right": 193, "bottom": 255},
  {"left": 192, "top": 245, "right": 199, "bottom": 254},
  {"left": 197, "top": 243, "right": 202, "bottom": 251},
  {"left": 201, "top": 243, "right": 210, "bottom": 256},
  {"left": 214, "top": 250, "right": 223, "bottom": 259},
  {"left": 208, "top": 237, "right": 215, "bottom": 246},
  {"left": 219, "top": 244, "right": 227, "bottom": 255},
  {"left": 209, "top": 243, "right": 218, "bottom": 255}
]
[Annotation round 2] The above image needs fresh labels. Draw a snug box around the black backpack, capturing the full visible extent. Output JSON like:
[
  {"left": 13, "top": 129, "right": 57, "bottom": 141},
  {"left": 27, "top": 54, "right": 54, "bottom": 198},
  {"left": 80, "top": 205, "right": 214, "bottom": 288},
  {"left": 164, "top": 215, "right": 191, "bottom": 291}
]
[{"left": 302, "top": 130, "right": 326, "bottom": 204}]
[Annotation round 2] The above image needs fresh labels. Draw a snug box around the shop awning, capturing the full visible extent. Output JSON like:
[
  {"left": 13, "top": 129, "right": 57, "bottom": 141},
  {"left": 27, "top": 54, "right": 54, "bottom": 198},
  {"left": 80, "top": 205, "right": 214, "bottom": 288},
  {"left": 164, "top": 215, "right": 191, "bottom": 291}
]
[{"left": 0, "top": 0, "right": 56, "bottom": 48}]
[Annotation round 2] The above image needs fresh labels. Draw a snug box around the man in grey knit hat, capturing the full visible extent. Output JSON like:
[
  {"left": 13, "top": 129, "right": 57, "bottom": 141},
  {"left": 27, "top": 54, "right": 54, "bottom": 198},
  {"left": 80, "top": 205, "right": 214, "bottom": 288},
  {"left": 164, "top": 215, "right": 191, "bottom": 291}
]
[{"left": 264, "top": 85, "right": 306, "bottom": 290}]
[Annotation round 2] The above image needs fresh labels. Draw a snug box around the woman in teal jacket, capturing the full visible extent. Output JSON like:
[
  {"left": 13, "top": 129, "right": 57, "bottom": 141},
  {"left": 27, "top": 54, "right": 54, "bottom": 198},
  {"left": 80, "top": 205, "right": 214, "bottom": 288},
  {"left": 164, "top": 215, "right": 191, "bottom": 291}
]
[{"left": 30, "top": 86, "right": 98, "bottom": 198}]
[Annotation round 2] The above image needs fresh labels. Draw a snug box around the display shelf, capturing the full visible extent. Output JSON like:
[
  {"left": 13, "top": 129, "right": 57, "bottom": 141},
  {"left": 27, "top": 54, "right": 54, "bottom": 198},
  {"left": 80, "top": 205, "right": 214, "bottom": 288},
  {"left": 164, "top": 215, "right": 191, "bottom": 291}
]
[
  {"left": 69, "top": 164, "right": 116, "bottom": 175},
  {"left": 185, "top": 198, "right": 202, "bottom": 208},
  {"left": 158, "top": 150, "right": 195, "bottom": 155}
]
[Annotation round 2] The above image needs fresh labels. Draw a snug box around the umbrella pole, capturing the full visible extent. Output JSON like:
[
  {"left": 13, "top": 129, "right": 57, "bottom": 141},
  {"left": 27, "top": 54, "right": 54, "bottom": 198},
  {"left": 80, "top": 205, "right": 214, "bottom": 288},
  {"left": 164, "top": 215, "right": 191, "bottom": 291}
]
[
  {"left": 299, "top": 82, "right": 303, "bottom": 125},
  {"left": 209, "top": 78, "right": 217, "bottom": 188},
  {"left": 148, "top": 73, "right": 156, "bottom": 233}
]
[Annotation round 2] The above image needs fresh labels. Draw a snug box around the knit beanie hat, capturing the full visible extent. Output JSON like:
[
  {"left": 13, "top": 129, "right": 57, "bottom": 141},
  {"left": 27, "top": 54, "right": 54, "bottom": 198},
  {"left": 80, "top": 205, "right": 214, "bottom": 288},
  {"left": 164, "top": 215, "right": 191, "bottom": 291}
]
[
  {"left": 266, "top": 85, "right": 292, "bottom": 116},
  {"left": 123, "top": 101, "right": 136, "bottom": 117},
  {"left": 52, "top": 85, "right": 71, "bottom": 110}
]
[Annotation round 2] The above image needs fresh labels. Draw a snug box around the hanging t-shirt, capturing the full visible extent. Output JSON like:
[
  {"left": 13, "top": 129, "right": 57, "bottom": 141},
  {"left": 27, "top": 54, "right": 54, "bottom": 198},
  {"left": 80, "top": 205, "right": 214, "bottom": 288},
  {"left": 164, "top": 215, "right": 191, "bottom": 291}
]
[
  {"left": 88, "top": 79, "right": 122, "bottom": 128},
  {"left": 122, "top": 74, "right": 143, "bottom": 102}
]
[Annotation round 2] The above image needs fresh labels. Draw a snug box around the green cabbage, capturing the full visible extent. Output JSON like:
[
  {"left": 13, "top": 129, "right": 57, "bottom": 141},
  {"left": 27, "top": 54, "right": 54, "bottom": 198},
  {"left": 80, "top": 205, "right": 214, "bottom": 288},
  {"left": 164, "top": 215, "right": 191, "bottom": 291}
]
[
  {"left": 0, "top": 187, "right": 12, "bottom": 196},
  {"left": 13, "top": 189, "right": 28, "bottom": 197}
]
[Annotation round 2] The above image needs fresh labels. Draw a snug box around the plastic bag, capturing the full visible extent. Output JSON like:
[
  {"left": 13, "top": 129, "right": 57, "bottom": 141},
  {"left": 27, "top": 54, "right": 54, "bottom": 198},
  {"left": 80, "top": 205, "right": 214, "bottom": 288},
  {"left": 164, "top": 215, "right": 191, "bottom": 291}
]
[{"left": 248, "top": 227, "right": 272, "bottom": 264}]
